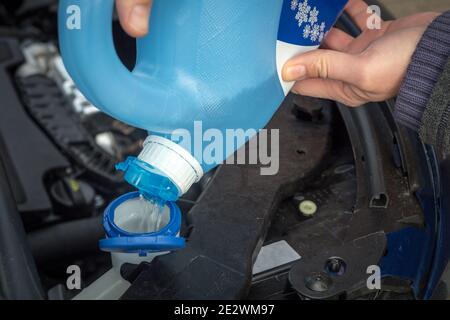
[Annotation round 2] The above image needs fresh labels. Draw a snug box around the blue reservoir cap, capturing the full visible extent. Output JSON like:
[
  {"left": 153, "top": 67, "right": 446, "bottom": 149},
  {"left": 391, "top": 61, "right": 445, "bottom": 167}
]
[
  {"left": 99, "top": 191, "right": 185, "bottom": 255},
  {"left": 99, "top": 236, "right": 185, "bottom": 255},
  {"left": 116, "top": 157, "right": 180, "bottom": 202}
]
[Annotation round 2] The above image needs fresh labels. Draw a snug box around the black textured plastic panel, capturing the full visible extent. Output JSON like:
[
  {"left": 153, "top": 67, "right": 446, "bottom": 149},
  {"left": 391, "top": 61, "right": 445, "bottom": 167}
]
[
  {"left": 0, "top": 38, "right": 68, "bottom": 215},
  {"left": 17, "top": 74, "right": 123, "bottom": 185},
  {"left": 122, "top": 96, "right": 334, "bottom": 299}
]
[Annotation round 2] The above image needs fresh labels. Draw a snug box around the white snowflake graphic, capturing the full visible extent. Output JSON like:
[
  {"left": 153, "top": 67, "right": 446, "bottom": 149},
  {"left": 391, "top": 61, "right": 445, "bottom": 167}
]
[
  {"left": 303, "top": 24, "right": 311, "bottom": 39},
  {"left": 318, "top": 31, "right": 324, "bottom": 42},
  {"left": 309, "top": 7, "right": 319, "bottom": 24},
  {"left": 295, "top": 0, "right": 311, "bottom": 27},
  {"left": 292, "top": 0, "right": 327, "bottom": 43},
  {"left": 310, "top": 24, "right": 320, "bottom": 42},
  {"left": 299, "top": 0, "right": 311, "bottom": 17},
  {"left": 295, "top": 9, "right": 308, "bottom": 27},
  {"left": 319, "top": 22, "right": 326, "bottom": 42},
  {"left": 290, "top": 0, "right": 299, "bottom": 11},
  {"left": 320, "top": 22, "right": 326, "bottom": 32}
]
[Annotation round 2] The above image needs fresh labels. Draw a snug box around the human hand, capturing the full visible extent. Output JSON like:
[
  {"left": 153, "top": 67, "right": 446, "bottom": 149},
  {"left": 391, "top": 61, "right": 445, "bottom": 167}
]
[
  {"left": 116, "top": 0, "right": 153, "bottom": 38},
  {"left": 282, "top": 0, "right": 440, "bottom": 106}
]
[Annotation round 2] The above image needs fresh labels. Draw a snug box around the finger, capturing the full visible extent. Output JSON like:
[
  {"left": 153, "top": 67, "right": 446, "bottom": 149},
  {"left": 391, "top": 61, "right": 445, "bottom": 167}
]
[
  {"left": 344, "top": 12, "right": 430, "bottom": 55},
  {"left": 385, "top": 12, "right": 440, "bottom": 33},
  {"left": 292, "top": 79, "right": 367, "bottom": 107},
  {"left": 344, "top": 0, "right": 376, "bottom": 32},
  {"left": 116, "top": 0, "right": 153, "bottom": 38},
  {"left": 345, "top": 28, "right": 387, "bottom": 54},
  {"left": 282, "top": 49, "right": 364, "bottom": 85},
  {"left": 322, "top": 28, "right": 354, "bottom": 52}
]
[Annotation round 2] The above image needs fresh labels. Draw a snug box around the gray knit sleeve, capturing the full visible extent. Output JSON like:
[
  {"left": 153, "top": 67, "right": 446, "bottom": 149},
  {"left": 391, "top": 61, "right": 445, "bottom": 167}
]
[{"left": 394, "top": 10, "right": 450, "bottom": 145}]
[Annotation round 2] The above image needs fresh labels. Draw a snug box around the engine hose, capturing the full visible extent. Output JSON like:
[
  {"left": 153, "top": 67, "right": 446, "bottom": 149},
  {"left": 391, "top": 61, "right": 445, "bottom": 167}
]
[{"left": 28, "top": 216, "right": 104, "bottom": 265}]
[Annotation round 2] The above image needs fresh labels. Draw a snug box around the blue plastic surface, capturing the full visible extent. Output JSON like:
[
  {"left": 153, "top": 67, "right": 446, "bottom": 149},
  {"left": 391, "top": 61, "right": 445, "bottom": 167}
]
[
  {"left": 116, "top": 157, "right": 181, "bottom": 201},
  {"left": 99, "top": 192, "right": 184, "bottom": 254},
  {"left": 380, "top": 143, "right": 450, "bottom": 299},
  {"left": 58, "top": 0, "right": 347, "bottom": 174}
]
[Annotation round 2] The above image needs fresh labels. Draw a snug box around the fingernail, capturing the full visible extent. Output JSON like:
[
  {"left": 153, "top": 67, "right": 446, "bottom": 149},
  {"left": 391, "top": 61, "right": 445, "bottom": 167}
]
[
  {"left": 129, "top": 4, "right": 150, "bottom": 34},
  {"left": 284, "top": 65, "right": 306, "bottom": 81}
]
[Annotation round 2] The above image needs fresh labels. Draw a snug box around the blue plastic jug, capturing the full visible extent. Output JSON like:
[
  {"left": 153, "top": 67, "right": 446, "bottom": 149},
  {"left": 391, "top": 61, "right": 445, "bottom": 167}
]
[{"left": 59, "top": 0, "right": 347, "bottom": 201}]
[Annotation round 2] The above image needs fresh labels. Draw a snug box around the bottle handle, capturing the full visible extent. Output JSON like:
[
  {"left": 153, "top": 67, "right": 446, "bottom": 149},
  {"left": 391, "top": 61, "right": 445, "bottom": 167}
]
[{"left": 58, "top": 0, "right": 169, "bottom": 130}]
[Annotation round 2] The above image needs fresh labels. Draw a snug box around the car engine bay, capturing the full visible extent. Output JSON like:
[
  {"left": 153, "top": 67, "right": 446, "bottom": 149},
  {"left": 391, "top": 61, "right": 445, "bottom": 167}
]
[{"left": 0, "top": 0, "right": 449, "bottom": 301}]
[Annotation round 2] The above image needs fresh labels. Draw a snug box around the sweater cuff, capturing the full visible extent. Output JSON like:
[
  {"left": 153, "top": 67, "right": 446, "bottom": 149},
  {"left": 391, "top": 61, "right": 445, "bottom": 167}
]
[{"left": 394, "top": 10, "right": 450, "bottom": 132}]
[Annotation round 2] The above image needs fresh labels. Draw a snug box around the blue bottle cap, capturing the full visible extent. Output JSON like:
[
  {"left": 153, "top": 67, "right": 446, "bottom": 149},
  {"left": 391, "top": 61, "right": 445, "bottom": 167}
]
[
  {"left": 99, "top": 191, "right": 185, "bottom": 255},
  {"left": 116, "top": 157, "right": 181, "bottom": 202}
]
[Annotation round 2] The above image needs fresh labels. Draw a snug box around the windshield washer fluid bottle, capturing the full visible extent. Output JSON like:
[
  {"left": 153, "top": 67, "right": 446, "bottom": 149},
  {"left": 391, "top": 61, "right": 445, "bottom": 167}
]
[{"left": 59, "top": 0, "right": 348, "bottom": 201}]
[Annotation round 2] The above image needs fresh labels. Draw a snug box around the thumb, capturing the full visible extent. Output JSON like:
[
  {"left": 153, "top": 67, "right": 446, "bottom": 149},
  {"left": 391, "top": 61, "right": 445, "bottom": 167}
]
[
  {"left": 282, "top": 49, "right": 364, "bottom": 85},
  {"left": 116, "top": 0, "right": 153, "bottom": 38}
]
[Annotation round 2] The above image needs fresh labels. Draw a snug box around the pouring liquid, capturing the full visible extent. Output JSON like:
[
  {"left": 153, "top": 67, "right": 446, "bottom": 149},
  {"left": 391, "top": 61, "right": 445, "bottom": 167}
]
[
  {"left": 141, "top": 195, "right": 166, "bottom": 232},
  {"left": 114, "top": 195, "right": 169, "bottom": 234}
]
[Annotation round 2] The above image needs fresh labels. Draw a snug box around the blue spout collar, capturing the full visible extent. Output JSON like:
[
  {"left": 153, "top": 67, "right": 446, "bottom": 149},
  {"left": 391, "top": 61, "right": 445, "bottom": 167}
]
[{"left": 116, "top": 157, "right": 181, "bottom": 202}]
